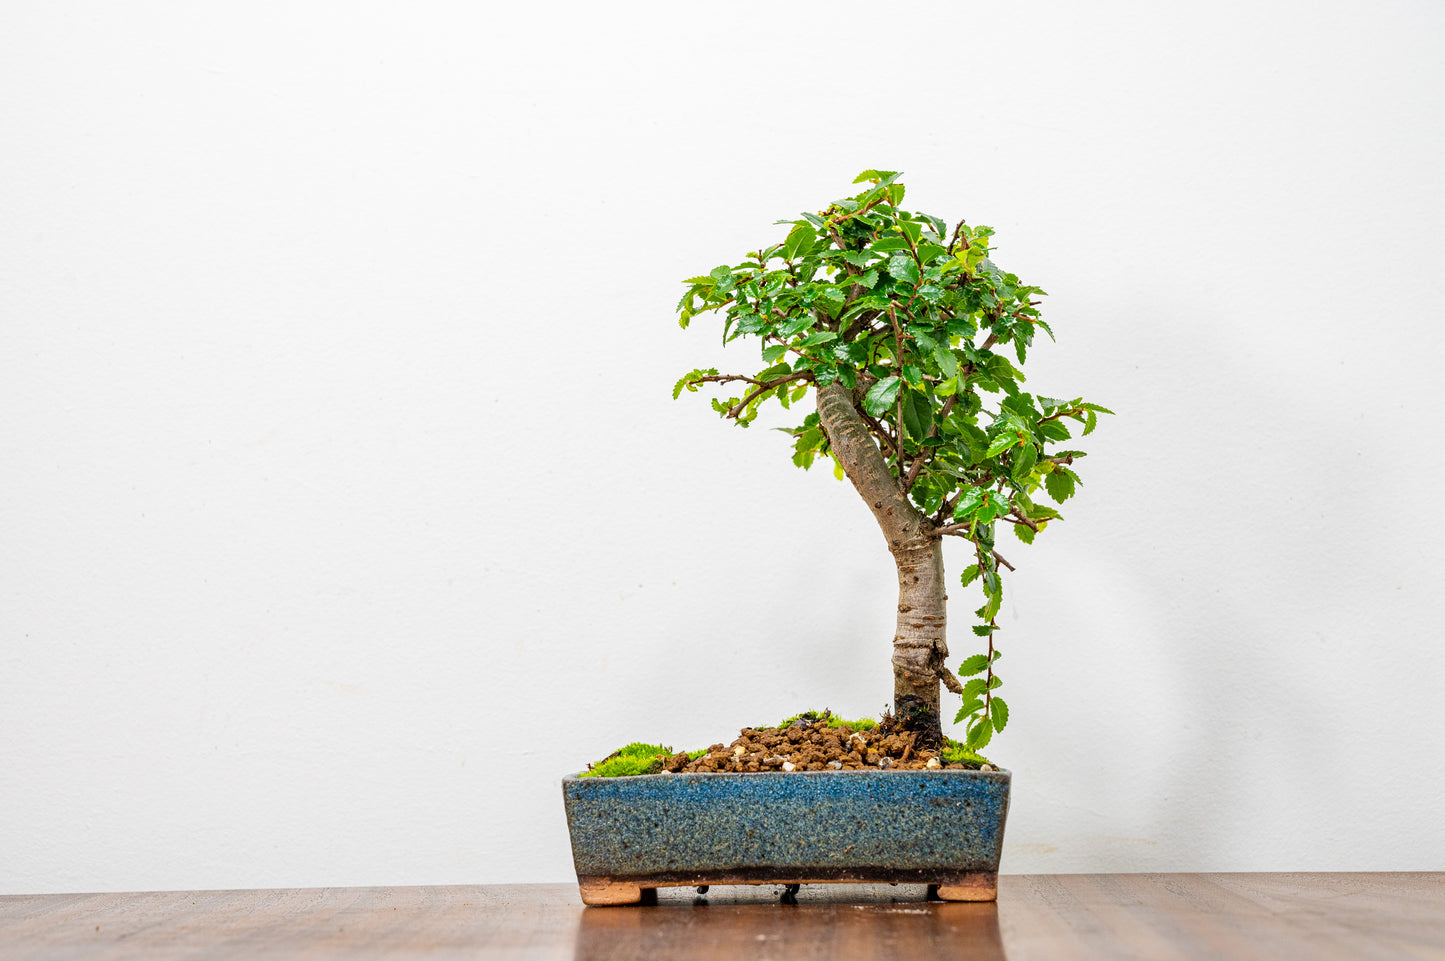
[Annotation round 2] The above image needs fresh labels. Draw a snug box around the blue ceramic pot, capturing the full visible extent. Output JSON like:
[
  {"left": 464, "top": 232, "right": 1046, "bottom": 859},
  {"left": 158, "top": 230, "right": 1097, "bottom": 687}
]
[{"left": 562, "top": 768, "right": 1010, "bottom": 905}]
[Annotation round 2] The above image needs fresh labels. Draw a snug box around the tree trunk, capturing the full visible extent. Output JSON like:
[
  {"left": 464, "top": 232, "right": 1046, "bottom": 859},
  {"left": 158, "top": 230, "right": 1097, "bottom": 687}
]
[{"left": 815, "top": 382, "right": 949, "bottom": 747}]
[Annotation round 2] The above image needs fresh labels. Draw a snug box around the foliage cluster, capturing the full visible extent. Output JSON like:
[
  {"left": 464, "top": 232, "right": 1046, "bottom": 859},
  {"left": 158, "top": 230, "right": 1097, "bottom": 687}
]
[{"left": 675, "top": 171, "right": 1110, "bottom": 751}]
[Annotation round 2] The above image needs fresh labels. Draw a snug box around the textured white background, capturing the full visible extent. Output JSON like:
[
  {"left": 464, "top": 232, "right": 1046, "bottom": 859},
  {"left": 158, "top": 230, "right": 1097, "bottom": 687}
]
[{"left": 3, "top": 1, "right": 1443, "bottom": 894}]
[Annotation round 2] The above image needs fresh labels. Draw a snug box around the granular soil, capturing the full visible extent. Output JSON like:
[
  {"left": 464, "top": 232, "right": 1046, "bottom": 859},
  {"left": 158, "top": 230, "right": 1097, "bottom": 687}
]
[{"left": 657, "top": 713, "right": 989, "bottom": 775}]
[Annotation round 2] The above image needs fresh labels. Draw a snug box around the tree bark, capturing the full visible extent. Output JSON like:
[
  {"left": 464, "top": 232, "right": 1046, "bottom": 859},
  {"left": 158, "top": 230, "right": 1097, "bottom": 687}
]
[{"left": 815, "top": 381, "right": 949, "bottom": 746}]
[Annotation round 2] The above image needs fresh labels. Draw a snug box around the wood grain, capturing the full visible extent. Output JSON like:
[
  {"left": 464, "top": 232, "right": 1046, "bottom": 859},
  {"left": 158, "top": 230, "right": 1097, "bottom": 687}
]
[{"left": 0, "top": 874, "right": 1440, "bottom": 960}]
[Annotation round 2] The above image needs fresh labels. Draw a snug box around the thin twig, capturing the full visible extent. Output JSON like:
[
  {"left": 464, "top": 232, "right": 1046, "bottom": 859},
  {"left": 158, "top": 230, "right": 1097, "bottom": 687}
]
[{"left": 723, "top": 372, "right": 816, "bottom": 418}]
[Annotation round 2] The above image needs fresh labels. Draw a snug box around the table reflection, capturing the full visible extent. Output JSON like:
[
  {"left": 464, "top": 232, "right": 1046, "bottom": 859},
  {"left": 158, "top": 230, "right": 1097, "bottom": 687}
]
[{"left": 573, "top": 884, "right": 1005, "bottom": 961}]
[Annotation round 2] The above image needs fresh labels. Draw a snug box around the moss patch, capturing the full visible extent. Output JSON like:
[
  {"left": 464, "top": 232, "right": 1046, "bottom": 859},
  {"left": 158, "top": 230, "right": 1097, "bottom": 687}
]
[
  {"left": 941, "top": 738, "right": 993, "bottom": 768},
  {"left": 579, "top": 742, "right": 673, "bottom": 778}
]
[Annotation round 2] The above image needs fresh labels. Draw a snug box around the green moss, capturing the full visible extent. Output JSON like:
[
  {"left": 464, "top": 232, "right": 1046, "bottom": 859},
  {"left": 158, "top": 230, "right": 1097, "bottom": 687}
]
[
  {"left": 578, "top": 742, "right": 674, "bottom": 778},
  {"left": 941, "top": 738, "right": 993, "bottom": 768}
]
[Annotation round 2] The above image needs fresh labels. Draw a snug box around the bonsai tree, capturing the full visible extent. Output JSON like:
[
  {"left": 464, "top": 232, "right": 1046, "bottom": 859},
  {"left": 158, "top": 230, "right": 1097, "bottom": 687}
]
[{"left": 675, "top": 170, "right": 1110, "bottom": 753}]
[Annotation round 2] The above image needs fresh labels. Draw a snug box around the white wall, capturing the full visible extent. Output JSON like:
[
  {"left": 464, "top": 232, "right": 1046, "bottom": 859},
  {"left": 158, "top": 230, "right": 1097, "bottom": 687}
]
[{"left": 3, "top": 0, "right": 1443, "bottom": 894}]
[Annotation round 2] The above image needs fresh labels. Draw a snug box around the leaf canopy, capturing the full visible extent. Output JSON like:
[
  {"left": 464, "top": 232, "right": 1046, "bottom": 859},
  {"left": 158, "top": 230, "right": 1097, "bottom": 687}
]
[{"left": 675, "top": 170, "right": 1111, "bottom": 747}]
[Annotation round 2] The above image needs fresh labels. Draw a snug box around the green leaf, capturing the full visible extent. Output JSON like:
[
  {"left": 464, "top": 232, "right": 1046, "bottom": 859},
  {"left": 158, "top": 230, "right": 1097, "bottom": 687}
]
[
  {"left": 952, "top": 487, "right": 983, "bottom": 522},
  {"left": 959, "top": 564, "right": 980, "bottom": 587},
  {"left": 971, "top": 624, "right": 999, "bottom": 636},
  {"left": 985, "top": 433, "right": 1019, "bottom": 458},
  {"left": 853, "top": 169, "right": 900, "bottom": 186},
  {"left": 967, "top": 717, "right": 993, "bottom": 750},
  {"left": 1039, "top": 420, "right": 1072, "bottom": 442},
  {"left": 1012, "top": 523, "right": 1036, "bottom": 544},
  {"left": 1011, "top": 442, "right": 1037, "bottom": 481},
  {"left": 959, "top": 654, "right": 990, "bottom": 676},
  {"left": 1082, "top": 403, "right": 1115, "bottom": 415},
  {"left": 954, "top": 698, "right": 985, "bottom": 724},
  {"left": 777, "top": 314, "right": 814, "bottom": 337},
  {"left": 1083, "top": 409, "right": 1098, "bottom": 436},
  {"left": 901, "top": 389, "right": 933, "bottom": 440},
  {"left": 761, "top": 345, "right": 787, "bottom": 364},
  {"left": 784, "top": 224, "right": 816, "bottom": 260},
  {"left": 862, "top": 376, "right": 902, "bottom": 416},
  {"left": 990, "top": 697, "right": 1009, "bottom": 733},
  {"left": 934, "top": 344, "right": 959, "bottom": 380},
  {"left": 801, "top": 331, "right": 838, "bottom": 347},
  {"left": 886, "top": 255, "right": 920, "bottom": 285},
  {"left": 857, "top": 269, "right": 879, "bottom": 289},
  {"left": 1045, "top": 469, "right": 1076, "bottom": 503},
  {"left": 963, "top": 678, "right": 988, "bottom": 698}
]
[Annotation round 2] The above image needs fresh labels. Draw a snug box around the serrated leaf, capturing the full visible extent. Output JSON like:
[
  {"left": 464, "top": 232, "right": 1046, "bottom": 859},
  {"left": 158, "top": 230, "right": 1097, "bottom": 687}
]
[
  {"left": 1083, "top": 409, "right": 1098, "bottom": 435},
  {"left": 967, "top": 718, "right": 993, "bottom": 750},
  {"left": 786, "top": 221, "right": 820, "bottom": 258},
  {"left": 886, "top": 255, "right": 919, "bottom": 284},
  {"left": 1045, "top": 469, "right": 1076, "bottom": 503},
  {"left": 1011, "top": 442, "right": 1037, "bottom": 481},
  {"left": 1082, "top": 403, "right": 1115, "bottom": 415},
  {"left": 990, "top": 697, "right": 1009, "bottom": 733},
  {"left": 862, "top": 376, "right": 902, "bottom": 416},
  {"left": 933, "top": 344, "right": 959, "bottom": 380},
  {"left": 857, "top": 269, "right": 879, "bottom": 289},
  {"left": 901, "top": 389, "right": 933, "bottom": 440},
  {"left": 985, "top": 433, "right": 1018, "bottom": 458},
  {"left": 963, "top": 678, "right": 988, "bottom": 698},
  {"left": 801, "top": 331, "right": 838, "bottom": 347},
  {"left": 959, "top": 564, "right": 980, "bottom": 587},
  {"left": 952, "top": 487, "right": 983, "bottom": 522},
  {"left": 959, "top": 654, "right": 990, "bottom": 676},
  {"left": 954, "top": 699, "right": 984, "bottom": 724},
  {"left": 1039, "top": 420, "right": 1072, "bottom": 442},
  {"left": 1012, "top": 523, "right": 1036, "bottom": 544}
]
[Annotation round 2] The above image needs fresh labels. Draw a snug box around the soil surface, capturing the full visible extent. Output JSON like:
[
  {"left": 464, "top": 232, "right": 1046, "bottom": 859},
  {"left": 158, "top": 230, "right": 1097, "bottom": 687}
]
[{"left": 658, "top": 713, "right": 989, "bottom": 774}]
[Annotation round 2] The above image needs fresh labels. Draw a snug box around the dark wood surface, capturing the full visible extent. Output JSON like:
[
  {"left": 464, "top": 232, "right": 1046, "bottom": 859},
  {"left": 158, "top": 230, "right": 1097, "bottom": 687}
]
[{"left": 2, "top": 873, "right": 1441, "bottom": 960}]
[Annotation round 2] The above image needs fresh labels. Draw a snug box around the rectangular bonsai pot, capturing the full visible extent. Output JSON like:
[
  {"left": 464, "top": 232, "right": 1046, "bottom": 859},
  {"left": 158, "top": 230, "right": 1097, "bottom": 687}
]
[{"left": 562, "top": 768, "right": 1010, "bottom": 905}]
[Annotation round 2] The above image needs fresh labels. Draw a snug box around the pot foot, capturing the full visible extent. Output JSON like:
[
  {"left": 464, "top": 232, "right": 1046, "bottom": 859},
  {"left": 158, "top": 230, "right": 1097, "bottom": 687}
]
[
  {"left": 578, "top": 879, "right": 646, "bottom": 906},
  {"left": 936, "top": 872, "right": 998, "bottom": 902}
]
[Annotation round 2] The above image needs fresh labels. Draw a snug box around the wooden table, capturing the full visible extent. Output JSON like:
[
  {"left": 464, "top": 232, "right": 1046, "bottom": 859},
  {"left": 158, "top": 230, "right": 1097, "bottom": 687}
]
[{"left": 2, "top": 874, "right": 1441, "bottom": 960}]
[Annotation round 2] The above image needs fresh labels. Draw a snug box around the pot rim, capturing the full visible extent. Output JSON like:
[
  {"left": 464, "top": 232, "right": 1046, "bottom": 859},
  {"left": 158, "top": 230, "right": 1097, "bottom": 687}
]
[{"left": 563, "top": 767, "right": 1010, "bottom": 782}]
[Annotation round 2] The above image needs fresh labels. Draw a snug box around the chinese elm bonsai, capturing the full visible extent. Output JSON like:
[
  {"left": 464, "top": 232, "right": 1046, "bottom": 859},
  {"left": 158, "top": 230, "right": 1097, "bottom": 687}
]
[{"left": 674, "top": 170, "right": 1110, "bottom": 754}]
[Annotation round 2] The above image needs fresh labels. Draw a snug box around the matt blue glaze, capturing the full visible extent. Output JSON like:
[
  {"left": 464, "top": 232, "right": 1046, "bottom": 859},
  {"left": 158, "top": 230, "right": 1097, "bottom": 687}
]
[{"left": 562, "top": 769, "right": 1010, "bottom": 879}]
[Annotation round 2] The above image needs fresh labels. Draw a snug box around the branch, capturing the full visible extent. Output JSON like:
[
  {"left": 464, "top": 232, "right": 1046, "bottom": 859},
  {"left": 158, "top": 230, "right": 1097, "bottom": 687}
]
[
  {"left": 938, "top": 664, "right": 964, "bottom": 695},
  {"left": 928, "top": 526, "right": 1017, "bottom": 571},
  {"left": 1006, "top": 509, "right": 1039, "bottom": 533},
  {"left": 688, "top": 373, "right": 782, "bottom": 389},
  {"left": 1038, "top": 406, "right": 1086, "bottom": 426},
  {"left": 725, "top": 372, "right": 816, "bottom": 419},
  {"left": 947, "top": 219, "right": 969, "bottom": 256}
]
